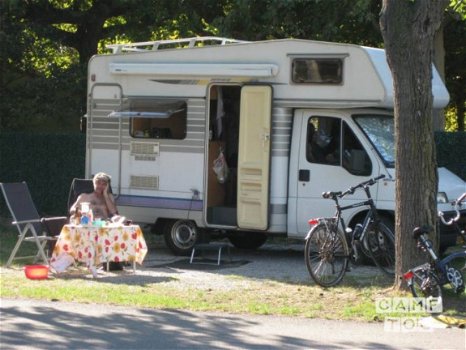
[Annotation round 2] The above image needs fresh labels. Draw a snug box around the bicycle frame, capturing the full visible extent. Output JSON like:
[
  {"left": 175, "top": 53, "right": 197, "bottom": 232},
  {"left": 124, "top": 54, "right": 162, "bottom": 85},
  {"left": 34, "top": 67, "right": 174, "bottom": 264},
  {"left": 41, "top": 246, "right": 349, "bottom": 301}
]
[
  {"left": 304, "top": 174, "right": 394, "bottom": 286},
  {"left": 323, "top": 185, "right": 380, "bottom": 248},
  {"left": 405, "top": 232, "right": 465, "bottom": 292},
  {"left": 404, "top": 193, "right": 466, "bottom": 294}
]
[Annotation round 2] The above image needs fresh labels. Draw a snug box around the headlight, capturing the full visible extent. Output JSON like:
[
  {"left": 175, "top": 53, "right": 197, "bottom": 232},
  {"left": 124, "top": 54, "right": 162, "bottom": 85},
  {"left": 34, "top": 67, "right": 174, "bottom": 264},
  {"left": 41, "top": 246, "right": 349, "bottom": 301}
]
[{"left": 437, "top": 192, "right": 448, "bottom": 204}]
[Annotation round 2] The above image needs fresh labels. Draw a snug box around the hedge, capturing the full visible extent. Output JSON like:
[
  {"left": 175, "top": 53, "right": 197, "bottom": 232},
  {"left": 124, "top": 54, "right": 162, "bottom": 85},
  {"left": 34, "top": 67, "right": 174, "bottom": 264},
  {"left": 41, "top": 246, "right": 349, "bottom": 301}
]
[
  {"left": 0, "top": 132, "right": 85, "bottom": 217},
  {"left": 435, "top": 131, "right": 466, "bottom": 182},
  {"left": 0, "top": 131, "right": 464, "bottom": 219}
]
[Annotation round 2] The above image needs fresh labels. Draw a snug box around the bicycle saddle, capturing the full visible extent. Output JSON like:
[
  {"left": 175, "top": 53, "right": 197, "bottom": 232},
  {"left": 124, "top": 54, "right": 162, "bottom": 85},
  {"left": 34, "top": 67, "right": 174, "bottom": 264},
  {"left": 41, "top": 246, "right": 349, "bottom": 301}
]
[{"left": 412, "top": 226, "right": 433, "bottom": 240}]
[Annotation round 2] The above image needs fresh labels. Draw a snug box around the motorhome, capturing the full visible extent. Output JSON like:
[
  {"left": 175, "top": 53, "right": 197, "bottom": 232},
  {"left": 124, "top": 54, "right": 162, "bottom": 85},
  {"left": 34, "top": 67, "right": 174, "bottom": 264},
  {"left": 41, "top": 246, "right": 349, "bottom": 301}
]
[{"left": 85, "top": 37, "right": 465, "bottom": 255}]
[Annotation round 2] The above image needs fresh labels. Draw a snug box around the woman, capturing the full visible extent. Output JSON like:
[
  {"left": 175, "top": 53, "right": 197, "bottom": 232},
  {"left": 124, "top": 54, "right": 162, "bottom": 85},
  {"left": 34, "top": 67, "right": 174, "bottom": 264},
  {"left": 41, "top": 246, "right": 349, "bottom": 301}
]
[
  {"left": 69, "top": 172, "right": 118, "bottom": 221},
  {"left": 69, "top": 172, "right": 123, "bottom": 271}
]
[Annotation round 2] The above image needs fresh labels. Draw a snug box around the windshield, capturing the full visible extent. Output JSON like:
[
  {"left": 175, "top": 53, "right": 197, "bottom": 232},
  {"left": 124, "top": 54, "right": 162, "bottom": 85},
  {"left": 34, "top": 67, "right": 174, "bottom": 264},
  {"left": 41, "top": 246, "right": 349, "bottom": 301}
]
[{"left": 353, "top": 114, "right": 395, "bottom": 167}]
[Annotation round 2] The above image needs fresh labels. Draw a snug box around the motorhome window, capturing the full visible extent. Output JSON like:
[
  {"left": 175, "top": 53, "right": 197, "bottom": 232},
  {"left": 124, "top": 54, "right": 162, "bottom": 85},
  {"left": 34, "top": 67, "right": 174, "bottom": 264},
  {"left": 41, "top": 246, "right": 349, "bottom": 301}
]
[
  {"left": 353, "top": 114, "right": 395, "bottom": 167},
  {"left": 306, "top": 116, "right": 341, "bottom": 165},
  {"left": 124, "top": 99, "right": 187, "bottom": 139},
  {"left": 342, "top": 122, "right": 372, "bottom": 176},
  {"left": 292, "top": 58, "right": 343, "bottom": 84}
]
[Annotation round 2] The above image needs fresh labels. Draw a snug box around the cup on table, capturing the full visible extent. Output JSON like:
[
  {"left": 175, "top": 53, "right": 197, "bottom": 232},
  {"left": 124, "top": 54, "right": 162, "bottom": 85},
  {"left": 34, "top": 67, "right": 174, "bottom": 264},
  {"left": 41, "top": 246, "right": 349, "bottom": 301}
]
[{"left": 93, "top": 218, "right": 104, "bottom": 227}]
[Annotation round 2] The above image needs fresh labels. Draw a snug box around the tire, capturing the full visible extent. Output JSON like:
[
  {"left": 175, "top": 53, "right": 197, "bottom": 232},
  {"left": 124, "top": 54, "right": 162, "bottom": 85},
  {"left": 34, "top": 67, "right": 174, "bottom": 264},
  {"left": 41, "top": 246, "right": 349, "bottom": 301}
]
[
  {"left": 305, "top": 222, "right": 349, "bottom": 287},
  {"left": 364, "top": 222, "right": 395, "bottom": 276},
  {"left": 228, "top": 232, "right": 268, "bottom": 250},
  {"left": 163, "top": 220, "right": 198, "bottom": 256},
  {"left": 445, "top": 264, "right": 465, "bottom": 294},
  {"left": 409, "top": 264, "right": 443, "bottom": 311}
]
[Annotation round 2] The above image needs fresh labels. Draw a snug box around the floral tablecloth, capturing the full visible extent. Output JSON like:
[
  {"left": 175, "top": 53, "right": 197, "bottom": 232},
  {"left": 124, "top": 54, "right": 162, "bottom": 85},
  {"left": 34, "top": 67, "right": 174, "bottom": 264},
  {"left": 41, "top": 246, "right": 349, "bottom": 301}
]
[{"left": 51, "top": 224, "right": 148, "bottom": 273}]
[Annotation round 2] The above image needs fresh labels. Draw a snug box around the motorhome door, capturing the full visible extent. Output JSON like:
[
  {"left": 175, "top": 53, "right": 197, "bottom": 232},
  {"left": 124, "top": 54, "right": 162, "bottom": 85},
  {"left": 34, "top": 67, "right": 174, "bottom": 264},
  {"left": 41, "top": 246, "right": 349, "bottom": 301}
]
[{"left": 237, "top": 85, "right": 272, "bottom": 230}]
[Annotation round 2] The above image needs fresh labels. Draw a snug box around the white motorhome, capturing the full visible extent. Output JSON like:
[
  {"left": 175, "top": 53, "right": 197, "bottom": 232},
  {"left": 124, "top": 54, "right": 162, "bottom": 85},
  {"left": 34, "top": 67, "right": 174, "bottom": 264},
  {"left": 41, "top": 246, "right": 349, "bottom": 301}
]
[{"left": 85, "top": 37, "right": 465, "bottom": 255}]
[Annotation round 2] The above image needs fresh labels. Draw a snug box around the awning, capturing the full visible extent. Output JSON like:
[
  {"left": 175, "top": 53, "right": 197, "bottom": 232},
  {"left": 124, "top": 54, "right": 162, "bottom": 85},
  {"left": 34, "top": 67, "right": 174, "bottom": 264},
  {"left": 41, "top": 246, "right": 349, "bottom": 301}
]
[
  {"left": 108, "top": 99, "right": 186, "bottom": 118},
  {"left": 109, "top": 63, "right": 279, "bottom": 78}
]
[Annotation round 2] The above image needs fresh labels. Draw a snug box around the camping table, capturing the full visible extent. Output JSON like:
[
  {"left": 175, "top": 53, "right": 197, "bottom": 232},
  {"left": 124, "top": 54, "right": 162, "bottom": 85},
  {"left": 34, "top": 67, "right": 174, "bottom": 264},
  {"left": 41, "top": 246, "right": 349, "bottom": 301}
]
[{"left": 50, "top": 223, "right": 148, "bottom": 277}]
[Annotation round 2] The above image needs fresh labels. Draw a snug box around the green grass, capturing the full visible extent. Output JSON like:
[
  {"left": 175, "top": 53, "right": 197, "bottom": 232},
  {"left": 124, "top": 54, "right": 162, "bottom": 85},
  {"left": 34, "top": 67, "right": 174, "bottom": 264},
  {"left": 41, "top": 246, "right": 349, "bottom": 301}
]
[{"left": 1, "top": 218, "right": 465, "bottom": 321}]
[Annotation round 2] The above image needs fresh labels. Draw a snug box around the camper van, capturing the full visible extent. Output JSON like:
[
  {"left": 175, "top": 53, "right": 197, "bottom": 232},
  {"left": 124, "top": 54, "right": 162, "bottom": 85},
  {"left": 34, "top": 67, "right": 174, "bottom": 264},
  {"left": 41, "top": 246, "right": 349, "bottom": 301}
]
[{"left": 85, "top": 37, "right": 465, "bottom": 255}]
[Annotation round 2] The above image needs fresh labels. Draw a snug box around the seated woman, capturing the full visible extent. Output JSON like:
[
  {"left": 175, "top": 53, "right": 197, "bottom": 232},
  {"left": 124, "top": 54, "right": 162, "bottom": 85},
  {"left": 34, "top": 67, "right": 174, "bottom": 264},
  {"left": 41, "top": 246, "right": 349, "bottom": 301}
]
[
  {"left": 69, "top": 172, "right": 123, "bottom": 271},
  {"left": 69, "top": 172, "right": 118, "bottom": 221}
]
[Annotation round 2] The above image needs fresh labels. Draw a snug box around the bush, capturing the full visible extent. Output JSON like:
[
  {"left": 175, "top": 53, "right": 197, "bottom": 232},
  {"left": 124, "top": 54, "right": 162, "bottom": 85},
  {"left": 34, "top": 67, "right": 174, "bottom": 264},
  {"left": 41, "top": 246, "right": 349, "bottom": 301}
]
[
  {"left": 0, "top": 131, "right": 464, "bottom": 219},
  {"left": 435, "top": 131, "right": 466, "bottom": 181},
  {"left": 0, "top": 132, "right": 85, "bottom": 217}
]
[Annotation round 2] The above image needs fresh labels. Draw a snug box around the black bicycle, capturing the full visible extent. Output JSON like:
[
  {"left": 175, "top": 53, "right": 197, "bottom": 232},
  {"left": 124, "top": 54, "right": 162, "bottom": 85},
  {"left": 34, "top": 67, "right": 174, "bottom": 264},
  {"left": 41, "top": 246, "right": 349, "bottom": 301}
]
[
  {"left": 304, "top": 175, "right": 395, "bottom": 287},
  {"left": 403, "top": 192, "right": 466, "bottom": 303}
]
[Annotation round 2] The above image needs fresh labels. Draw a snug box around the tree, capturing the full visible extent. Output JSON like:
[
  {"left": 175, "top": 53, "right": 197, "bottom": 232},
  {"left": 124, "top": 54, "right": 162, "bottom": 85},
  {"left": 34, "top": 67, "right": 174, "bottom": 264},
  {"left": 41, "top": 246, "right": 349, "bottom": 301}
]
[
  {"left": 1, "top": 0, "right": 227, "bottom": 131},
  {"left": 444, "top": 1, "right": 466, "bottom": 131},
  {"left": 380, "top": 0, "right": 449, "bottom": 289},
  {"left": 215, "top": 0, "right": 383, "bottom": 45},
  {"left": 2, "top": 0, "right": 463, "bottom": 133}
]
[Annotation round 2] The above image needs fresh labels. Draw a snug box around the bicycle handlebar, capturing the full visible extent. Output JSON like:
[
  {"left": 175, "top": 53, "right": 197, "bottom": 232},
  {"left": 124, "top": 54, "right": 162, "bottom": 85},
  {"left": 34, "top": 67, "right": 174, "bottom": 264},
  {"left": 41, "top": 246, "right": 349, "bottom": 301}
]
[
  {"left": 321, "top": 175, "right": 386, "bottom": 200},
  {"left": 438, "top": 192, "right": 465, "bottom": 225},
  {"left": 339, "top": 174, "right": 386, "bottom": 198},
  {"left": 457, "top": 192, "right": 466, "bottom": 205}
]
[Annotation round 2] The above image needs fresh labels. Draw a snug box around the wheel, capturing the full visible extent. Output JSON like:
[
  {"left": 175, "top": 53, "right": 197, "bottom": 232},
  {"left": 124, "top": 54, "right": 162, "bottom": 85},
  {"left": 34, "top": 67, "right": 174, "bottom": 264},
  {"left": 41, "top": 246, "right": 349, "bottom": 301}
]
[
  {"left": 409, "top": 265, "right": 443, "bottom": 310},
  {"left": 163, "top": 220, "right": 198, "bottom": 255},
  {"left": 228, "top": 232, "right": 268, "bottom": 250},
  {"left": 305, "top": 221, "right": 349, "bottom": 287},
  {"left": 364, "top": 222, "right": 395, "bottom": 276},
  {"left": 445, "top": 264, "right": 465, "bottom": 294}
]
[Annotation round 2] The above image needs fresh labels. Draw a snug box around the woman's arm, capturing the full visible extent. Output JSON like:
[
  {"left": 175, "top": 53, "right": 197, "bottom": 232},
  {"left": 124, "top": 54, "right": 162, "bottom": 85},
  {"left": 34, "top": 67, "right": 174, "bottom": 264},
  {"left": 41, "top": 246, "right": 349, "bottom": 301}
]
[
  {"left": 69, "top": 194, "right": 84, "bottom": 215},
  {"left": 103, "top": 184, "right": 118, "bottom": 216}
]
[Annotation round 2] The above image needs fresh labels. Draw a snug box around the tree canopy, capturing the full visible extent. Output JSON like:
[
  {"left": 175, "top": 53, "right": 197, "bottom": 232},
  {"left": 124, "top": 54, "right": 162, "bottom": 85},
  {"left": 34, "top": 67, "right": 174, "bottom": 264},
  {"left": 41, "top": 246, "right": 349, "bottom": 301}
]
[{"left": 0, "top": 0, "right": 464, "bottom": 131}]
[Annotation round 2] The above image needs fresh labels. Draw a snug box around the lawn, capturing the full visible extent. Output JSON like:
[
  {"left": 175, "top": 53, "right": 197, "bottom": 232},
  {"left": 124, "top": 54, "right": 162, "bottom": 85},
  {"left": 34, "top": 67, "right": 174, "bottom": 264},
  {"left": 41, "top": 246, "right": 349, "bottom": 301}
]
[{"left": 1, "top": 218, "right": 465, "bottom": 322}]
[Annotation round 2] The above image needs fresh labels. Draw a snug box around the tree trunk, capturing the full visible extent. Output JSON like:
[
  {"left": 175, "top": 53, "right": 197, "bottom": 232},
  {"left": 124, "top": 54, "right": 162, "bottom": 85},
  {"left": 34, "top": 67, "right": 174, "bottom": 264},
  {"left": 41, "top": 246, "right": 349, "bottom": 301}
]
[{"left": 380, "top": 0, "right": 448, "bottom": 290}]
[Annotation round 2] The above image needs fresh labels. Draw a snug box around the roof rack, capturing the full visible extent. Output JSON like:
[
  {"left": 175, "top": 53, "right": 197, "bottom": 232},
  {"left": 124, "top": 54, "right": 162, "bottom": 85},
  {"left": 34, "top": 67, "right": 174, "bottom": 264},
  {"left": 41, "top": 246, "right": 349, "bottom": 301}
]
[{"left": 106, "top": 36, "right": 249, "bottom": 54}]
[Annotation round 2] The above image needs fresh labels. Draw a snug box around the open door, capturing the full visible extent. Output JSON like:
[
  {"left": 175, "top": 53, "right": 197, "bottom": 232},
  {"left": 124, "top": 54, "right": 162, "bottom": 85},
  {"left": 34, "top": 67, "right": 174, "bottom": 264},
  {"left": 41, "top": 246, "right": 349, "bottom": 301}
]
[{"left": 237, "top": 85, "right": 272, "bottom": 230}]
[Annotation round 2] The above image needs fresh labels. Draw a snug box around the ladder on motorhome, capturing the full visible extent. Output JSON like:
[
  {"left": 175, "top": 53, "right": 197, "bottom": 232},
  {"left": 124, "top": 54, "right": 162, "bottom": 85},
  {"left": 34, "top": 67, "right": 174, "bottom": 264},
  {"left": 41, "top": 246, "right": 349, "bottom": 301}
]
[{"left": 106, "top": 36, "right": 249, "bottom": 54}]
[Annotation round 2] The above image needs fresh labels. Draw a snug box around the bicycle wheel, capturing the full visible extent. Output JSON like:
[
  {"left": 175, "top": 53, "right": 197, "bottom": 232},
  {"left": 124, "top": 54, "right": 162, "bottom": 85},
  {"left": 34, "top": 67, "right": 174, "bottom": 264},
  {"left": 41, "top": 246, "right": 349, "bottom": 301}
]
[
  {"left": 409, "top": 265, "right": 443, "bottom": 309},
  {"left": 305, "top": 221, "right": 349, "bottom": 287},
  {"left": 364, "top": 222, "right": 395, "bottom": 276},
  {"left": 445, "top": 264, "right": 465, "bottom": 294}
]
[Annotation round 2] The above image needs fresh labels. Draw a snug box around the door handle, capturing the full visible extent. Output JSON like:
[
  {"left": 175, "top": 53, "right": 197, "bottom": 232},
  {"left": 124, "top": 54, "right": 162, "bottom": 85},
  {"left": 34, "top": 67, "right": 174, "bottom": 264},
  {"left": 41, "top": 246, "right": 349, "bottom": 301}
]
[
  {"left": 299, "top": 169, "right": 310, "bottom": 182},
  {"left": 262, "top": 131, "right": 270, "bottom": 147}
]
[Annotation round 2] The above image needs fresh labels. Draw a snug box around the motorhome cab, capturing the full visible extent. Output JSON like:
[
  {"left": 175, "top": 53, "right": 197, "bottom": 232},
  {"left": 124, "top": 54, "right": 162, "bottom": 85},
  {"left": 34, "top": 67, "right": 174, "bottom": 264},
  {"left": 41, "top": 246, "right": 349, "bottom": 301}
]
[{"left": 85, "top": 37, "right": 465, "bottom": 255}]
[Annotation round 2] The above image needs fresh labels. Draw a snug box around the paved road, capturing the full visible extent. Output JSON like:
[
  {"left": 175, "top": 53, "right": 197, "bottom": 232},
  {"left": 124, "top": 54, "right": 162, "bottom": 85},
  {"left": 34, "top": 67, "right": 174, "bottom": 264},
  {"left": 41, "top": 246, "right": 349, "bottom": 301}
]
[{"left": 1, "top": 298, "right": 464, "bottom": 349}]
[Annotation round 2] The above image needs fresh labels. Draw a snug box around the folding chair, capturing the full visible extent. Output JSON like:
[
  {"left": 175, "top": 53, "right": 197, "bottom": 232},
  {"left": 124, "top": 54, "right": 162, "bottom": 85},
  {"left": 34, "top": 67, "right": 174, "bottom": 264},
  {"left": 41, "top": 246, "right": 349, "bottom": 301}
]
[
  {"left": 0, "top": 182, "right": 67, "bottom": 267},
  {"left": 67, "top": 178, "right": 94, "bottom": 211}
]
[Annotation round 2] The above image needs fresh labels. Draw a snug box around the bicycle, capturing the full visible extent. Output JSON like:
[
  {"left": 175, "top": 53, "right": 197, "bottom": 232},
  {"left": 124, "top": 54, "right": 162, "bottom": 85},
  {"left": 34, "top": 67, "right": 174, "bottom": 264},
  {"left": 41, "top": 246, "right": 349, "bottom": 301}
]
[
  {"left": 403, "top": 192, "right": 466, "bottom": 303},
  {"left": 304, "top": 174, "right": 395, "bottom": 287}
]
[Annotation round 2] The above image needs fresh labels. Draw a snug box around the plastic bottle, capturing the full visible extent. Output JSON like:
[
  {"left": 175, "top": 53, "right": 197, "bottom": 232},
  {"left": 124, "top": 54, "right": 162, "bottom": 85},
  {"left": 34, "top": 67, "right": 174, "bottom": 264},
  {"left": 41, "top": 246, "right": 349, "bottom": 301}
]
[
  {"left": 80, "top": 214, "right": 89, "bottom": 225},
  {"left": 74, "top": 208, "right": 82, "bottom": 225},
  {"left": 353, "top": 224, "right": 363, "bottom": 240}
]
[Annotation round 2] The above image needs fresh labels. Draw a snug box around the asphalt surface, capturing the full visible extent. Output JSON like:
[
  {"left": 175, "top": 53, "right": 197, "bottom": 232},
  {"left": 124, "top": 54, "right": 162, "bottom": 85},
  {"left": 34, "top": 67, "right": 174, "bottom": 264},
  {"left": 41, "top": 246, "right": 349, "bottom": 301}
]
[
  {"left": 1, "top": 237, "right": 465, "bottom": 349},
  {"left": 1, "top": 298, "right": 465, "bottom": 350}
]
